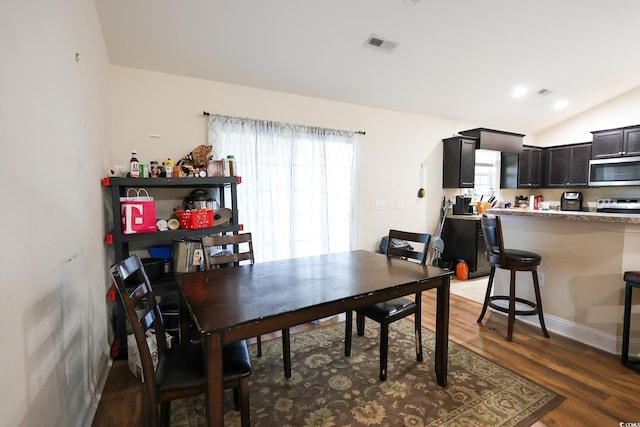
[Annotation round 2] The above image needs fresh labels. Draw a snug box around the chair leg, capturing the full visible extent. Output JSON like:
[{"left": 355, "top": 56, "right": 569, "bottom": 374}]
[
  {"left": 256, "top": 335, "right": 262, "bottom": 357},
  {"left": 238, "top": 377, "right": 251, "bottom": 427},
  {"left": 532, "top": 270, "right": 550, "bottom": 338},
  {"left": 622, "top": 282, "right": 633, "bottom": 366},
  {"left": 415, "top": 293, "right": 423, "bottom": 362},
  {"left": 160, "top": 401, "right": 170, "bottom": 427},
  {"left": 345, "top": 310, "right": 353, "bottom": 357},
  {"left": 477, "top": 267, "right": 496, "bottom": 323},
  {"left": 356, "top": 312, "right": 365, "bottom": 336},
  {"left": 282, "top": 328, "right": 291, "bottom": 379},
  {"left": 379, "top": 321, "right": 389, "bottom": 381},
  {"left": 507, "top": 269, "right": 517, "bottom": 341}
]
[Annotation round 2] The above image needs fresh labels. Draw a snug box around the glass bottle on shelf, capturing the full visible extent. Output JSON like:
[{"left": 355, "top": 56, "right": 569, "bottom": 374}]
[
  {"left": 226, "top": 155, "right": 236, "bottom": 176},
  {"left": 129, "top": 150, "right": 140, "bottom": 178}
]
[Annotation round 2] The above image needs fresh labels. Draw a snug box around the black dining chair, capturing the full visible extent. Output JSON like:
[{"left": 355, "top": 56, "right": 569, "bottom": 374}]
[
  {"left": 344, "top": 229, "right": 431, "bottom": 381},
  {"left": 201, "top": 233, "right": 293, "bottom": 379},
  {"left": 111, "top": 254, "right": 252, "bottom": 427}
]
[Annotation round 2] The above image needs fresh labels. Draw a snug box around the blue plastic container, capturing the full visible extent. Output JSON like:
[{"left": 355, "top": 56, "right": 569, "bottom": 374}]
[{"left": 148, "top": 245, "right": 172, "bottom": 260}]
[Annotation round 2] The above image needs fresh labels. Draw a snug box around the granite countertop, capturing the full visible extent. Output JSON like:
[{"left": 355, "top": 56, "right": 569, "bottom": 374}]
[
  {"left": 484, "top": 208, "right": 640, "bottom": 224},
  {"left": 448, "top": 214, "right": 484, "bottom": 221}
]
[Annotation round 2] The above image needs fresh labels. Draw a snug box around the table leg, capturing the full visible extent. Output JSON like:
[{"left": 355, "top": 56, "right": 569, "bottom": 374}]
[
  {"left": 204, "top": 332, "right": 224, "bottom": 426},
  {"left": 434, "top": 276, "right": 450, "bottom": 387}
]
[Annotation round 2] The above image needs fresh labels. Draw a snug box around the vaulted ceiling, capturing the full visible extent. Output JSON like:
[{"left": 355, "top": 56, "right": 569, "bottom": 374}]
[{"left": 95, "top": 0, "right": 640, "bottom": 135}]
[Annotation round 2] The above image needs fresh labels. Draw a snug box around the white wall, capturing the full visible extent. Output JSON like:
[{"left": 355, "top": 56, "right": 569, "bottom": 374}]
[
  {"left": 0, "top": 1, "right": 111, "bottom": 426},
  {"left": 109, "top": 66, "right": 476, "bottom": 251},
  {"left": 536, "top": 86, "right": 640, "bottom": 148}
]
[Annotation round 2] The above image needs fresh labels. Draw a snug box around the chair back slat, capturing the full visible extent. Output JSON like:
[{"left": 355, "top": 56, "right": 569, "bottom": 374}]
[
  {"left": 140, "top": 308, "right": 161, "bottom": 331},
  {"left": 385, "top": 229, "right": 431, "bottom": 265},
  {"left": 480, "top": 215, "right": 506, "bottom": 266},
  {"left": 202, "top": 233, "right": 255, "bottom": 269}
]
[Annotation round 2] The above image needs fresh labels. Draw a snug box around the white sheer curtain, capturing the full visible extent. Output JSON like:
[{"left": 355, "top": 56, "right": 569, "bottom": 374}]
[{"left": 208, "top": 114, "right": 358, "bottom": 263}]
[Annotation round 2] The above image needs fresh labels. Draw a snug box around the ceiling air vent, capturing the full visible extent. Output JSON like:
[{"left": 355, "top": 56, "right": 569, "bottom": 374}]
[{"left": 365, "top": 34, "right": 398, "bottom": 53}]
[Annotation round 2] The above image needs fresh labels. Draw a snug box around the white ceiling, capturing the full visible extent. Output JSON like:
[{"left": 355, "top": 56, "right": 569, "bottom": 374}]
[{"left": 95, "top": 0, "right": 640, "bottom": 135}]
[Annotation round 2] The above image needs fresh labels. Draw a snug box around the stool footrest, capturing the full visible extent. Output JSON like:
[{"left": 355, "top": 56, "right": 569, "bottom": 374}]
[
  {"left": 622, "top": 359, "right": 640, "bottom": 373},
  {"left": 488, "top": 295, "right": 539, "bottom": 316}
]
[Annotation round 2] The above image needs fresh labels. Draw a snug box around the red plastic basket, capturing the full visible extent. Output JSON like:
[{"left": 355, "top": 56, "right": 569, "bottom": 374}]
[{"left": 176, "top": 209, "right": 214, "bottom": 229}]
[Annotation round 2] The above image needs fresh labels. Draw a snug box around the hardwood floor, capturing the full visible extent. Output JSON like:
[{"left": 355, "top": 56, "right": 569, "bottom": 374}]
[{"left": 92, "top": 292, "right": 640, "bottom": 426}]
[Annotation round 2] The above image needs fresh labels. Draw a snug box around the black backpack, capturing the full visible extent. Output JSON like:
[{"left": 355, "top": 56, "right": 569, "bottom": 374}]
[{"left": 378, "top": 236, "right": 413, "bottom": 256}]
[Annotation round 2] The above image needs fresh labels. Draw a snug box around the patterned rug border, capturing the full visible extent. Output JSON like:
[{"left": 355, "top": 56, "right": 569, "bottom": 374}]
[{"left": 173, "top": 319, "right": 565, "bottom": 426}]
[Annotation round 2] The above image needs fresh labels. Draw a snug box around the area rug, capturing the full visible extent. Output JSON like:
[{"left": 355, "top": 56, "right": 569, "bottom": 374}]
[{"left": 171, "top": 319, "right": 563, "bottom": 426}]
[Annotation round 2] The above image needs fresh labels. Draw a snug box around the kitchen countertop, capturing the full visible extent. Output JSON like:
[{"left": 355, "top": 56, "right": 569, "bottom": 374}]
[
  {"left": 447, "top": 214, "right": 484, "bottom": 221},
  {"left": 484, "top": 208, "right": 640, "bottom": 224}
]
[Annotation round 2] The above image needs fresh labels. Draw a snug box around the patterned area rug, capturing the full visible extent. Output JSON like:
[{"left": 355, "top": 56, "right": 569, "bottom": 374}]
[{"left": 171, "top": 319, "right": 563, "bottom": 426}]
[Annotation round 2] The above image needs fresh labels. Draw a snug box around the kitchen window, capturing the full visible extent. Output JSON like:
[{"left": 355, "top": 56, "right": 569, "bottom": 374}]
[{"left": 474, "top": 149, "right": 500, "bottom": 196}]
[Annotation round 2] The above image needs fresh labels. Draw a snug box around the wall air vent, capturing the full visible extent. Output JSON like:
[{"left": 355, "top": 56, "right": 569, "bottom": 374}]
[{"left": 365, "top": 34, "right": 398, "bottom": 53}]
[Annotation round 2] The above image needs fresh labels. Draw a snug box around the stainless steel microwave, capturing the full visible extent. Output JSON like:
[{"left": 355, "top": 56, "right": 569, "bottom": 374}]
[{"left": 589, "top": 156, "right": 640, "bottom": 186}]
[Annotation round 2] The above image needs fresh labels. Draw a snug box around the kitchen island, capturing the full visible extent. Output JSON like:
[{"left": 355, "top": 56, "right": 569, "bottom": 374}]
[{"left": 483, "top": 208, "right": 640, "bottom": 355}]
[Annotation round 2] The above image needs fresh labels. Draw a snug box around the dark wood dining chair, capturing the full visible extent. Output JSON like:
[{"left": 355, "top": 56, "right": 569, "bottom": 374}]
[
  {"left": 201, "top": 233, "right": 293, "bottom": 379},
  {"left": 477, "top": 215, "right": 550, "bottom": 341},
  {"left": 345, "top": 229, "right": 431, "bottom": 381},
  {"left": 111, "top": 254, "right": 252, "bottom": 427}
]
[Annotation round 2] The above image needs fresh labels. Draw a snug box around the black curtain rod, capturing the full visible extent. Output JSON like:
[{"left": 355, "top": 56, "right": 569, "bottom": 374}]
[{"left": 202, "top": 110, "right": 365, "bottom": 135}]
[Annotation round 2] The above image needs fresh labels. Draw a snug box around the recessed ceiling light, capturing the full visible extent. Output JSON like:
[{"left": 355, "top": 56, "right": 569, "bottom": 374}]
[
  {"left": 512, "top": 86, "right": 528, "bottom": 98},
  {"left": 553, "top": 99, "right": 568, "bottom": 110}
]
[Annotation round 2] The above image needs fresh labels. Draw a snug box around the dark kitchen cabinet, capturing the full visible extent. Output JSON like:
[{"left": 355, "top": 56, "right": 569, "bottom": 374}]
[
  {"left": 500, "top": 152, "right": 518, "bottom": 189},
  {"left": 544, "top": 143, "right": 591, "bottom": 187},
  {"left": 518, "top": 146, "right": 542, "bottom": 188},
  {"left": 591, "top": 125, "right": 640, "bottom": 159},
  {"left": 443, "top": 136, "right": 476, "bottom": 188},
  {"left": 499, "top": 147, "right": 541, "bottom": 189},
  {"left": 441, "top": 217, "right": 490, "bottom": 279}
]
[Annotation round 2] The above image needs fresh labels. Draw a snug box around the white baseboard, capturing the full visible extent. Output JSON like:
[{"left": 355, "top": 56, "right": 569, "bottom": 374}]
[
  {"left": 490, "top": 309, "right": 640, "bottom": 358},
  {"left": 81, "top": 351, "right": 113, "bottom": 427}
]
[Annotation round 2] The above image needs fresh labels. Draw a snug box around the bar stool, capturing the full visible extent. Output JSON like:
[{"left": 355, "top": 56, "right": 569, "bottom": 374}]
[
  {"left": 477, "top": 215, "right": 550, "bottom": 341},
  {"left": 622, "top": 271, "right": 640, "bottom": 372}
]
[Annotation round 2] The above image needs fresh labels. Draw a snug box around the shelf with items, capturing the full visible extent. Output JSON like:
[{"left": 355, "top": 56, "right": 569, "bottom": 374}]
[
  {"left": 102, "top": 176, "right": 241, "bottom": 262},
  {"left": 103, "top": 175, "right": 243, "bottom": 359}
]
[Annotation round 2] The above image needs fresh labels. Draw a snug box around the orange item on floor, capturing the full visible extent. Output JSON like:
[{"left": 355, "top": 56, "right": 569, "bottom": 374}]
[{"left": 456, "top": 259, "right": 469, "bottom": 281}]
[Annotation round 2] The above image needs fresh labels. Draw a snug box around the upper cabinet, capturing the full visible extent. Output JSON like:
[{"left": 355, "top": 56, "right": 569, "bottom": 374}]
[
  {"left": 458, "top": 128, "right": 524, "bottom": 153},
  {"left": 499, "top": 146, "right": 542, "bottom": 189},
  {"left": 442, "top": 136, "right": 476, "bottom": 188},
  {"left": 518, "top": 146, "right": 543, "bottom": 188},
  {"left": 591, "top": 125, "right": 640, "bottom": 159},
  {"left": 544, "top": 143, "right": 591, "bottom": 188}
]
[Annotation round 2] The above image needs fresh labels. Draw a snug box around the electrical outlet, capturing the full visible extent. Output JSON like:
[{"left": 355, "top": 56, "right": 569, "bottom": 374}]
[{"left": 375, "top": 200, "right": 385, "bottom": 211}]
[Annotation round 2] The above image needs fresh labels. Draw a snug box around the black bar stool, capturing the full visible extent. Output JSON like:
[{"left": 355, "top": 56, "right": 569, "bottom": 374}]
[
  {"left": 477, "top": 215, "right": 550, "bottom": 341},
  {"left": 622, "top": 271, "right": 640, "bottom": 372}
]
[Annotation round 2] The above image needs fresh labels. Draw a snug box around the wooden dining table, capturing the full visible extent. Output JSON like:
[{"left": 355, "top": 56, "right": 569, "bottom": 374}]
[{"left": 176, "top": 249, "right": 453, "bottom": 426}]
